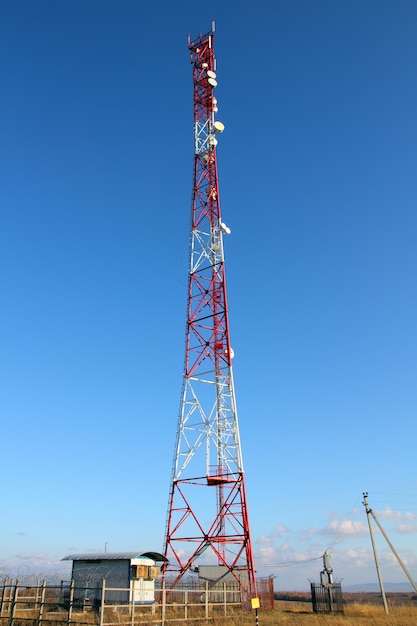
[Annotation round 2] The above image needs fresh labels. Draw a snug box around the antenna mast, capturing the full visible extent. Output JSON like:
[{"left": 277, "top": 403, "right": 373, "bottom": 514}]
[{"left": 163, "top": 25, "right": 256, "bottom": 599}]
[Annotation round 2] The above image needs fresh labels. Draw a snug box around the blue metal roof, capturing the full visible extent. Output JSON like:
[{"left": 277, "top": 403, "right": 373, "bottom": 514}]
[{"left": 62, "top": 551, "right": 168, "bottom": 562}]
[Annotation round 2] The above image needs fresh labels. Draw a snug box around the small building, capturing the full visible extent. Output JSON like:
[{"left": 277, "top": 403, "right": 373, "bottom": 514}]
[
  {"left": 197, "top": 565, "right": 246, "bottom": 602},
  {"left": 62, "top": 551, "right": 167, "bottom": 605},
  {"left": 198, "top": 565, "right": 247, "bottom": 587}
]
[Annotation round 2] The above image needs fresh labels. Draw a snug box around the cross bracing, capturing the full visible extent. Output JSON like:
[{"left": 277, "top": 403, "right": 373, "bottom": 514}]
[{"left": 163, "top": 24, "right": 256, "bottom": 599}]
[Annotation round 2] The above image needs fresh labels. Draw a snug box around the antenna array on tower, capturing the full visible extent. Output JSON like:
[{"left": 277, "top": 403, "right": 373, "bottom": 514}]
[{"left": 163, "top": 25, "right": 256, "bottom": 599}]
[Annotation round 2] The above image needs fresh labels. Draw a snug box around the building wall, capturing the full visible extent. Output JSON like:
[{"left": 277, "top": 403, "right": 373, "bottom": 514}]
[
  {"left": 72, "top": 559, "right": 130, "bottom": 588},
  {"left": 198, "top": 565, "right": 248, "bottom": 586},
  {"left": 72, "top": 559, "right": 130, "bottom": 604},
  {"left": 130, "top": 558, "right": 157, "bottom": 604},
  {"left": 71, "top": 557, "right": 159, "bottom": 605}
]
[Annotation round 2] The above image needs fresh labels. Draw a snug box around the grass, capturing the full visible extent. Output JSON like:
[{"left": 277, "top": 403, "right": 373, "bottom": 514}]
[
  {"left": 4, "top": 604, "right": 417, "bottom": 626},
  {"left": 3, "top": 596, "right": 417, "bottom": 626},
  {"left": 206, "top": 602, "right": 417, "bottom": 625},
  {"left": 153, "top": 600, "right": 417, "bottom": 626}
]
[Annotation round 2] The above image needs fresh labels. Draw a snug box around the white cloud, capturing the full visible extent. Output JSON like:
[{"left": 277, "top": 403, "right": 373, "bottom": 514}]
[
  {"left": 377, "top": 508, "right": 416, "bottom": 521},
  {"left": 257, "top": 546, "right": 278, "bottom": 564},
  {"left": 278, "top": 543, "right": 293, "bottom": 554},
  {"left": 257, "top": 535, "right": 273, "bottom": 545},
  {"left": 16, "top": 552, "right": 47, "bottom": 560},
  {"left": 298, "top": 528, "right": 317, "bottom": 541},
  {"left": 325, "top": 519, "right": 368, "bottom": 536},
  {"left": 342, "top": 547, "right": 371, "bottom": 568},
  {"left": 397, "top": 523, "right": 417, "bottom": 534},
  {"left": 0, "top": 553, "right": 71, "bottom": 584},
  {"left": 251, "top": 508, "right": 417, "bottom": 590},
  {"left": 275, "top": 524, "right": 290, "bottom": 534}
]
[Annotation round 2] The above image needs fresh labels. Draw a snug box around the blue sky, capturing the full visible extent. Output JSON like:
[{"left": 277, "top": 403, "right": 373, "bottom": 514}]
[{"left": 1, "top": 0, "right": 416, "bottom": 590}]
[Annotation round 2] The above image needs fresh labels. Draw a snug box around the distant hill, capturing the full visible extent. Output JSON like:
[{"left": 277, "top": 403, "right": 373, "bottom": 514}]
[{"left": 344, "top": 582, "right": 415, "bottom": 593}]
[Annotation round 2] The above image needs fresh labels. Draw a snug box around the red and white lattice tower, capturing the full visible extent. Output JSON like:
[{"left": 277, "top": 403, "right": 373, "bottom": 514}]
[{"left": 163, "top": 24, "right": 256, "bottom": 599}]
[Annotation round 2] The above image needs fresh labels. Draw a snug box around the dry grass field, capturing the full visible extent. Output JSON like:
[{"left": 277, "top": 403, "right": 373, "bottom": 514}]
[
  {"left": 199, "top": 591, "right": 417, "bottom": 626},
  {"left": 213, "top": 601, "right": 417, "bottom": 625},
  {"left": 2, "top": 589, "right": 417, "bottom": 626},
  {"left": 3, "top": 602, "right": 417, "bottom": 626}
]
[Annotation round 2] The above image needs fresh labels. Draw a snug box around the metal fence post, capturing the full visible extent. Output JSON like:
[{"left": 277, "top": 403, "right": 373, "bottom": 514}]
[
  {"left": 37, "top": 580, "right": 46, "bottom": 626},
  {"left": 0, "top": 578, "right": 8, "bottom": 617},
  {"left": 161, "top": 581, "right": 166, "bottom": 626},
  {"left": 205, "top": 580, "right": 208, "bottom": 619},
  {"left": 67, "top": 579, "right": 74, "bottom": 626},
  {"left": 130, "top": 584, "right": 135, "bottom": 626},
  {"left": 99, "top": 579, "right": 106, "bottom": 626},
  {"left": 8, "top": 580, "right": 19, "bottom": 626},
  {"left": 2, "top": 580, "right": 12, "bottom": 618}
]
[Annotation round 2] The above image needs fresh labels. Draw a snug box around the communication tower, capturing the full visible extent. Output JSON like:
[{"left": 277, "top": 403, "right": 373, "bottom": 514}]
[{"left": 163, "top": 24, "right": 256, "bottom": 598}]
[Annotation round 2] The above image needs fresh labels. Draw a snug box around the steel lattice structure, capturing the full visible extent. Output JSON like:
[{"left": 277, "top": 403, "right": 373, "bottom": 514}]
[{"left": 163, "top": 24, "right": 256, "bottom": 599}]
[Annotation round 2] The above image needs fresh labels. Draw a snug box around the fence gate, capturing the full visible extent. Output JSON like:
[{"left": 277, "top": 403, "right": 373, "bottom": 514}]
[{"left": 310, "top": 582, "right": 344, "bottom": 613}]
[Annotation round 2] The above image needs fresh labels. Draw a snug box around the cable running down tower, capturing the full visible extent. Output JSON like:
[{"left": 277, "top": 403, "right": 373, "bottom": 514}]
[{"left": 163, "top": 24, "right": 256, "bottom": 598}]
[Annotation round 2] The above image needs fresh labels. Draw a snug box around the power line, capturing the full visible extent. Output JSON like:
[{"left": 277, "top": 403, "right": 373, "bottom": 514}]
[
  {"left": 325, "top": 496, "right": 363, "bottom": 553},
  {"left": 261, "top": 556, "right": 322, "bottom": 568}
]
